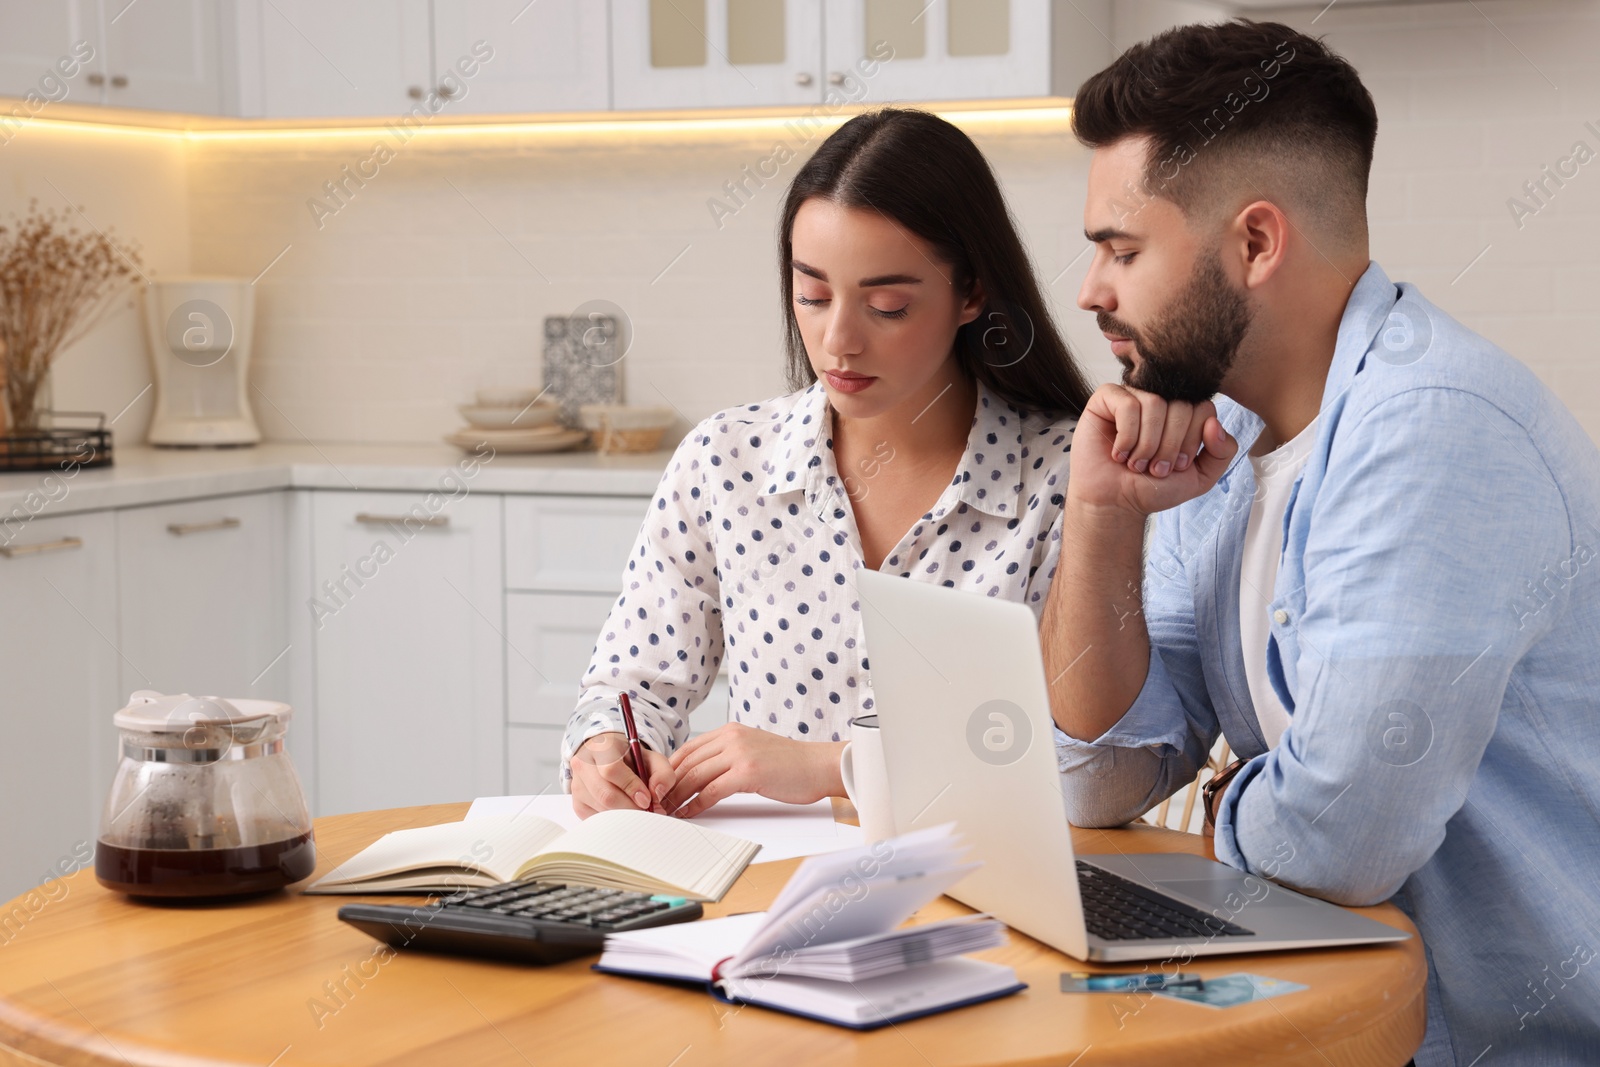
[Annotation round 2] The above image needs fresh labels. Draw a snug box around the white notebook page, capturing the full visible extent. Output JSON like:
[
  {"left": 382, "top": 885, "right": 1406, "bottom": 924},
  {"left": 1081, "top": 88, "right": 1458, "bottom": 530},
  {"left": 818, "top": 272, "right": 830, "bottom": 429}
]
[
  {"left": 315, "top": 814, "right": 566, "bottom": 885},
  {"left": 535, "top": 809, "right": 757, "bottom": 898}
]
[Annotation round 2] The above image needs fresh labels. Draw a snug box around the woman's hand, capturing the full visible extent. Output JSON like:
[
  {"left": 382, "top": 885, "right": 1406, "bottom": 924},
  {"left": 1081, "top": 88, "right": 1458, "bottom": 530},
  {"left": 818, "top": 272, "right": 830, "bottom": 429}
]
[
  {"left": 570, "top": 732, "right": 678, "bottom": 819},
  {"left": 662, "top": 725, "right": 845, "bottom": 819}
]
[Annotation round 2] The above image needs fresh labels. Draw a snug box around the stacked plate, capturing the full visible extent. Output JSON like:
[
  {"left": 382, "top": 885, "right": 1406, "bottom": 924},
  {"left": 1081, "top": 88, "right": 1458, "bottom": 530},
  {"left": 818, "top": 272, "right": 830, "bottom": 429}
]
[{"left": 446, "top": 387, "right": 589, "bottom": 454}]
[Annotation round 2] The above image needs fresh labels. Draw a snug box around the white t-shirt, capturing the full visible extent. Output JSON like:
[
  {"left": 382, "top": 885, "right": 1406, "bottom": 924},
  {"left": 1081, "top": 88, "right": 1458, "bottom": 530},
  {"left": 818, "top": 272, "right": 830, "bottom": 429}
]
[{"left": 1239, "top": 418, "right": 1318, "bottom": 749}]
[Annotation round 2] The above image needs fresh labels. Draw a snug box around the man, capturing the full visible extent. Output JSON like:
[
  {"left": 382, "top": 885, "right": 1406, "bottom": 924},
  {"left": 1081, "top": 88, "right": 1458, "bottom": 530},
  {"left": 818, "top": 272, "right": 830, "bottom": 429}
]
[{"left": 1043, "top": 20, "right": 1600, "bottom": 1065}]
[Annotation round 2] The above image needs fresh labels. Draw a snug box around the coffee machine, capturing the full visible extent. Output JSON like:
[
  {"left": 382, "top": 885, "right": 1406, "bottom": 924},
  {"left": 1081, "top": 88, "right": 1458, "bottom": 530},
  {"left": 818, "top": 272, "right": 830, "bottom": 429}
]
[{"left": 142, "top": 278, "right": 261, "bottom": 447}]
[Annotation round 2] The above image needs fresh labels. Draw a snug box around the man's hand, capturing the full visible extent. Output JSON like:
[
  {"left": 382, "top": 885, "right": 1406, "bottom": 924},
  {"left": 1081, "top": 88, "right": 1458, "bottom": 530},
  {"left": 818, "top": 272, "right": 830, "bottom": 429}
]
[
  {"left": 662, "top": 724, "right": 844, "bottom": 819},
  {"left": 570, "top": 732, "right": 677, "bottom": 819},
  {"left": 1068, "top": 384, "right": 1238, "bottom": 519},
  {"left": 1041, "top": 384, "right": 1238, "bottom": 744}
]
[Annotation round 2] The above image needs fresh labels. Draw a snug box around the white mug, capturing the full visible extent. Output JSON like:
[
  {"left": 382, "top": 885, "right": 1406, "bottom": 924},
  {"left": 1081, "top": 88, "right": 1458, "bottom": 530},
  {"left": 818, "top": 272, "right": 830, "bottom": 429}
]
[{"left": 839, "top": 714, "right": 895, "bottom": 843}]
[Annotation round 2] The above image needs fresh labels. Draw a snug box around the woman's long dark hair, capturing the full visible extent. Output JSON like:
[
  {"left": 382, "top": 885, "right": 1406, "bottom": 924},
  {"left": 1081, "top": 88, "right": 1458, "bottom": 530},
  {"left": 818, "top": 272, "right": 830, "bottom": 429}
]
[{"left": 779, "top": 108, "right": 1093, "bottom": 418}]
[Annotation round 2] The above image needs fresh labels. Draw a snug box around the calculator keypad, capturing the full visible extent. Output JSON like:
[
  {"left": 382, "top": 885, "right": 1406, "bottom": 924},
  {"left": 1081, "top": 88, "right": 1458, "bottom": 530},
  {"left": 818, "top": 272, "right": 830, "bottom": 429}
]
[{"left": 447, "top": 881, "right": 676, "bottom": 928}]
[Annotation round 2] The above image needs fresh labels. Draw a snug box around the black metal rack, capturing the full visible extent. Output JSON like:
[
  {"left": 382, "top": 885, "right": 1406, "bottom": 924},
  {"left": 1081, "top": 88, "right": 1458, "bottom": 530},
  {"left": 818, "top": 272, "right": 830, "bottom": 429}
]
[{"left": 0, "top": 411, "right": 113, "bottom": 471}]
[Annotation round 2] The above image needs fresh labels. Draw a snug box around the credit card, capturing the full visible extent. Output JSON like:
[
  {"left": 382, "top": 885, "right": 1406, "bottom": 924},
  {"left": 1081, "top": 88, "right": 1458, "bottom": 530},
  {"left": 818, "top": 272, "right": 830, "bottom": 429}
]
[
  {"left": 1060, "top": 972, "right": 1204, "bottom": 993},
  {"left": 1152, "top": 973, "right": 1307, "bottom": 1008}
]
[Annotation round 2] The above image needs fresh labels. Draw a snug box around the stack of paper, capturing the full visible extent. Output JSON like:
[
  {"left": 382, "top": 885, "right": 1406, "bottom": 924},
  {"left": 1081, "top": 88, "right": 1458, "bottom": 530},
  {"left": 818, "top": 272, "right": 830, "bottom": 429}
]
[{"left": 465, "top": 793, "right": 864, "bottom": 864}]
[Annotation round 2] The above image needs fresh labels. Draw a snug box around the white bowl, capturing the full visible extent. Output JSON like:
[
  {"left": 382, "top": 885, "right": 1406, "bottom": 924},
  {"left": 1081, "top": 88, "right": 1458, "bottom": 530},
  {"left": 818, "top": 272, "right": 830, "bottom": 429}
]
[
  {"left": 576, "top": 404, "right": 677, "bottom": 432},
  {"left": 474, "top": 385, "right": 546, "bottom": 408},
  {"left": 458, "top": 403, "right": 560, "bottom": 429}
]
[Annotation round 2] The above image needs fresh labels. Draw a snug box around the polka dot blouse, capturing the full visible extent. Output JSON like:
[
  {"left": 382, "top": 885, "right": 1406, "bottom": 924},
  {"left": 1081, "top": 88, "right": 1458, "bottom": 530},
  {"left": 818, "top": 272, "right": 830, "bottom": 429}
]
[{"left": 559, "top": 378, "right": 1077, "bottom": 786}]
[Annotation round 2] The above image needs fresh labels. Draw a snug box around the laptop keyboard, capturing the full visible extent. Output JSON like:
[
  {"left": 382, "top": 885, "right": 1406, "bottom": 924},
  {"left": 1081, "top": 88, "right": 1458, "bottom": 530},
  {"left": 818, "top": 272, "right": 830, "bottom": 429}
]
[{"left": 1076, "top": 861, "right": 1255, "bottom": 941}]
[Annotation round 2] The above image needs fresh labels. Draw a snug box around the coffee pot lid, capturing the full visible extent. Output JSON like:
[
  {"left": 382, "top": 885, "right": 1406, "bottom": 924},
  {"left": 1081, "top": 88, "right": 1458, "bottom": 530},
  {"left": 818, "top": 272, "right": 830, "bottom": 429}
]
[{"left": 113, "top": 690, "right": 292, "bottom": 733}]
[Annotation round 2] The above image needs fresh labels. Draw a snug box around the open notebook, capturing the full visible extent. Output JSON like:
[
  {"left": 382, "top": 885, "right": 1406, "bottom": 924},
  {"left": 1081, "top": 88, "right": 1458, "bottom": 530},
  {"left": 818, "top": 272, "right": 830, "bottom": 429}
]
[
  {"left": 596, "top": 824, "right": 1024, "bottom": 1028},
  {"left": 303, "top": 809, "right": 758, "bottom": 902}
]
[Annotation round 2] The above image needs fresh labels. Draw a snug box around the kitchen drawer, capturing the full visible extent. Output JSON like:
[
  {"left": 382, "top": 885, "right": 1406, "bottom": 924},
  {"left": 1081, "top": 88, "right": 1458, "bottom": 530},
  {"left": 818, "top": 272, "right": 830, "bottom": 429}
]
[
  {"left": 507, "top": 724, "right": 564, "bottom": 795},
  {"left": 504, "top": 495, "right": 648, "bottom": 593},
  {"left": 506, "top": 591, "right": 617, "bottom": 727},
  {"left": 506, "top": 591, "right": 732, "bottom": 731}
]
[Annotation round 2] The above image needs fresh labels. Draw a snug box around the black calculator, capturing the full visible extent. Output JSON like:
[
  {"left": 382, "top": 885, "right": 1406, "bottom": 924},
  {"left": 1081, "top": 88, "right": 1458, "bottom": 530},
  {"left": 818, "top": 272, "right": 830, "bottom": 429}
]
[{"left": 336, "top": 879, "right": 704, "bottom": 965}]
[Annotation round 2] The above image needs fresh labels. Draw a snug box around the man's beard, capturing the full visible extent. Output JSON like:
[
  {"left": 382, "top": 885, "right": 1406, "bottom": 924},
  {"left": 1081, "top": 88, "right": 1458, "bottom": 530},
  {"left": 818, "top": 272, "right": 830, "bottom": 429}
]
[{"left": 1099, "top": 250, "right": 1251, "bottom": 404}]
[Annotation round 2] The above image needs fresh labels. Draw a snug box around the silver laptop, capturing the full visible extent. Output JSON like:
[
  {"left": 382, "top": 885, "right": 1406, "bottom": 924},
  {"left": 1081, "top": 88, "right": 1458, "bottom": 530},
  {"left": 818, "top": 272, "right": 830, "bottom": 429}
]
[{"left": 856, "top": 569, "right": 1409, "bottom": 962}]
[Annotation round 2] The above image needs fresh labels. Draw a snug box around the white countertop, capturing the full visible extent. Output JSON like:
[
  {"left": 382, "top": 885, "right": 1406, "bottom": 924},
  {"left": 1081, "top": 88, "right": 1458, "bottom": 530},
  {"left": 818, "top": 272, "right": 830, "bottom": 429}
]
[{"left": 0, "top": 441, "right": 674, "bottom": 517}]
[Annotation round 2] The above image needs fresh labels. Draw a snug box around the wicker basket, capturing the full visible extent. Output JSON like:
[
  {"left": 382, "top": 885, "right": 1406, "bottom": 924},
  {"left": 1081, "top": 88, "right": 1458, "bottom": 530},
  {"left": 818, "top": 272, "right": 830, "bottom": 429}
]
[{"left": 593, "top": 416, "right": 667, "bottom": 455}]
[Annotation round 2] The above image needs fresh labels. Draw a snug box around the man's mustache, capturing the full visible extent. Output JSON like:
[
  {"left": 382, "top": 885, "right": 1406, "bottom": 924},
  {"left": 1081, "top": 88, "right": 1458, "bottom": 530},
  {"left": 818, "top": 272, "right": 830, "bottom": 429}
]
[{"left": 1097, "top": 312, "right": 1140, "bottom": 343}]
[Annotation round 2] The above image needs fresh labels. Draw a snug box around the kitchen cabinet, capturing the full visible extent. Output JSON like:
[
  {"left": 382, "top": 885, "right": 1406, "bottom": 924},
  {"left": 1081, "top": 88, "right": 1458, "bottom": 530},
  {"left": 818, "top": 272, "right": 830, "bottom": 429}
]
[
  {"left": 430, "top": 0, "right": 609, "bottom": 114},
  {"left": 90, "top": 0, "right": 225, "bottom": 114},
  {"left": 610, "top": 0, "right": 1094, "bottom": 110},
  {"left": 4, "top": 0, "right": 1110, "bottom": 122},
  {"left": 504, "top": 495, "right": 639, "bottom": 793},
  {"left": 249, "top": 0, "right": 432, "bottom": 119},
  {"left": 114, "top": 491, "right": 290, "bottom": 702},
  {"left": 0, "top": 0, "right": 226, "bottom": 114},
  {"left": 0, "top": 2, "right": 85, "bottom": 104},
  {"left": 247, "top": 0, "right": 607, "bottom": 119},
  {"left": 503, "top": 496, "right": 731, "bottom": 791},
  {"left": 0, "top": 461, "right": 669, "bottom": 899},
  {"left": 611, "top": 0, "right": 825, "bottom": 111},
  {"left": 309, "top": 490, "right": 505, "bottom": 815},
  {"left": 0, "top": 511, "right": 119, "bottom": 905},
  {"left": 826, "top": 0, "right": 1054, "bottom": 102}
]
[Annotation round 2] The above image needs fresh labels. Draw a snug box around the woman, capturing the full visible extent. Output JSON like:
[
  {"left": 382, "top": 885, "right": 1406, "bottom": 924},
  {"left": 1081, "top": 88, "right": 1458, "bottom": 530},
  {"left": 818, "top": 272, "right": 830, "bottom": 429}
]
[{"left": 563, "top": 108, "right": 1094, "bottom": 818}]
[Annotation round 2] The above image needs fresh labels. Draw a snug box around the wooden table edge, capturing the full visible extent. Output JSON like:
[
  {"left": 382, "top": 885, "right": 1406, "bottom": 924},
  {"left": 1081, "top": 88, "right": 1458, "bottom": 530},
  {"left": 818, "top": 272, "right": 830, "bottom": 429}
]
[{"left": 0, "top": 803, "right": 1427, "bottom": 1067}]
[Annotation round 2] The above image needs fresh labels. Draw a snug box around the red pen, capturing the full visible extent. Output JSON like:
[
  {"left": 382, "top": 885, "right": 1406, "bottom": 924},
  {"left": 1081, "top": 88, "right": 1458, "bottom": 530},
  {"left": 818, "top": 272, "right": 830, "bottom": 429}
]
[{"left": 618, "top": 692, "right": 652, "bottom": 806}]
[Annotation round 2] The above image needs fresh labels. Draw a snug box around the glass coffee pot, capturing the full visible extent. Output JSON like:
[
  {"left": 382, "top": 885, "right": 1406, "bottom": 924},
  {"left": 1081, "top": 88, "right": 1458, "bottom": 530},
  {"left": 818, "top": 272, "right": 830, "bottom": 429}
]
[{"left": 95, "top": 690, "right": 316, "bottom": 900}]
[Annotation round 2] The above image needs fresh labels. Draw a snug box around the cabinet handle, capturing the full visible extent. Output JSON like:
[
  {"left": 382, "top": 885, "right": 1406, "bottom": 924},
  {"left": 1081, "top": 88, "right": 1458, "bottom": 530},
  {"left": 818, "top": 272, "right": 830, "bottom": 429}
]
[
  {"left": 166, "top": 517, "right": 241, "bottom": 537},
  {"left": 111, "top": 74, "right": 128, "bottom": 88},
  {"left": 436, "top": 84, "right": 456, "bottom": 97},
  {"left": 408, "top": 85, "right": 424, "bottom": 99},
  {"left": 355, "top": 512, "right": 449, "bottom": 528},
  {"left": 0, "top": 536, "right": 83, "bottom": 559},
  {"left": 87, "top": 72, "right": 105, "bottom": 86},
  {"left": 828, "top": 71, "right": 847, "bottom": 86},
  {"left": 795, "top": 71, "right": 814, "bottom": 86}
]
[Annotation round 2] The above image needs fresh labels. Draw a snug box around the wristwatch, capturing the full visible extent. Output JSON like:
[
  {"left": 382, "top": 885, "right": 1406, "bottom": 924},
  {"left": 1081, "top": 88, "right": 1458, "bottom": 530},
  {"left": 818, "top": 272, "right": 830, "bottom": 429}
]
[{"left": 1201, "top": 757, "right": 1248, "bottom": 836}]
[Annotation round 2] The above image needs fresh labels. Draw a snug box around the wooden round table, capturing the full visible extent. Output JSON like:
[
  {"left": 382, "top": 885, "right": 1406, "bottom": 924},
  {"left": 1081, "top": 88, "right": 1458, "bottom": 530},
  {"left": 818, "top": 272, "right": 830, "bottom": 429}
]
[{"left": 0, "top": 803, "right": 1425, "bottom": 1066}]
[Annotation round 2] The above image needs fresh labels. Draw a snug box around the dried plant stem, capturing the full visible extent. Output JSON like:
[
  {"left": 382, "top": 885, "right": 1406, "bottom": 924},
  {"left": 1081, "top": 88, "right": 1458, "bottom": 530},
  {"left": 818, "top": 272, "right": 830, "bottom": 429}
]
[{"left": 0, "top": 200, "right": 143, "bottom": 435}]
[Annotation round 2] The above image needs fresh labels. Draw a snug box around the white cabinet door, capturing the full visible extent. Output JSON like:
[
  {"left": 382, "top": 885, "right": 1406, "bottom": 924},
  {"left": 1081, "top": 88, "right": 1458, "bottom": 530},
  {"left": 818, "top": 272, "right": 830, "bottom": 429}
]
[
  {"left": 114, "top": 491, "right": 290, "bottom": 701},
  {"left": 97, "top": 0, "right": 224, "bottom": 113},
  {"left": 611, "top": 0, "right": 823, "bottom": 110},
  {"left": 824, "top": 0, "right": 1051, "bottom": 102},
  {"left": 310, "top": 491, "right": 504, "bottom": 815},
  {"left": 0, "top": 511, "right": 119, "bottom": 904},
  {"left": 255, "top": 0, "right": 432, "bottom": 118},
  {"left": 0, "top": 1, "right": 95, "bottom": 105},
  {"left": 431, "top": 0, "right": 608, "bottom": 114}
]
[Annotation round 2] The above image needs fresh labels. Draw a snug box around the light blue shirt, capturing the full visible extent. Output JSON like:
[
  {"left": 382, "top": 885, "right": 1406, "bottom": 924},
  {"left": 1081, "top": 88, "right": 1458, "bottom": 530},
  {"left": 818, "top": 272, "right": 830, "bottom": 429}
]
[{"left": 1057, "top": 261, "right": 1600, "bottom": 1065}]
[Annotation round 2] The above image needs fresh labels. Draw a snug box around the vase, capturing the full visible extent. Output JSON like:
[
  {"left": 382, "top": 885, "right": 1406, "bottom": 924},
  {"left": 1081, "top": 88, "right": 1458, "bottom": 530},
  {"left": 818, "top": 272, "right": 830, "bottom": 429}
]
[{"left": 3, "top": 363, "right": 51, "bottom": 437}]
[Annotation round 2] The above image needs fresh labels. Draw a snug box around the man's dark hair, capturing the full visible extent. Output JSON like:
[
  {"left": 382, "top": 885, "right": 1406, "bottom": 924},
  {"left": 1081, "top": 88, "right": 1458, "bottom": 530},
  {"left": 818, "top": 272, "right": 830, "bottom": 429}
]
[{"left": 1072, "top": 20, "right": 1378, "bottom": 239}]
